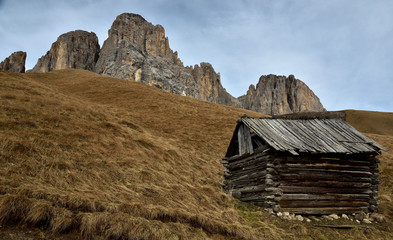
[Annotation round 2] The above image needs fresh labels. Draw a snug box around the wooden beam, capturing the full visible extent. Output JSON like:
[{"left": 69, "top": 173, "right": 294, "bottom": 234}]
[
  {"left": 280, "top": 186, "right": 371, "bottom": 194},
  {"left": 243, "top": 123, "right": 254, "bottom": 154},
  {"left": 277, "top": 168, "right": 372, "bottom": 177},
  {"left": 237, "top": 123, "right": 246, "bottom": 155},
  {"left": 279, "top": 173, "right": 372, "bottom": 183},
  {"left": 280, "top": 193, "right": 370, "bottom": 201},
  {"left": 279, "top": 181, "right": 371, "bottom": 188}
]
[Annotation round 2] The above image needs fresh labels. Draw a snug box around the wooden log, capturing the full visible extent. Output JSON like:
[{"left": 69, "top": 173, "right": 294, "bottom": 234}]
[
  {"left": 278, "top": 157, "right": 373, "bottom": 166},
  {"left": 234, "top": 184, "right": 269, "bottom": 193},
  {"left": 225, "top": 166, "right": 267, "bottom": 178},
  {"left": 279, "top": 193, "right": 370, "bottom": 201},
  {"left": 278, "top": 207, "right": 369, "bottom": 215},
  {"left": 279, "top": 173, "right": 371, "bottom": 183},
  {"left": 277, "top": 168, "right": 372, "bottom": 177},
  {"left": 227, "top": 159, "right": 269, "bottom": 170},
  {"left": 224, "top": 179, "right": 268, "bottom": 189},
  {"left": 279, "top": 181, "right": 371, "bottom": 188},
  {"left": 280, "top": 186, "right": 372, "bottom": 194},
  {"left": 279, "top": 200, "right": 369, "bottom": 208},
  {"left": 227, "top": 170, "right": 268, "bottom": 183},
  {"left": 226, "top": 146, "right": 270, "bottom": 162},
  {"left": 280, "top": 162, "right": 371, "bottom": 172},
  {"left": 240, "top": 194, "right": 277, "bottom": 201},
  {"left": 226, "top": 161, "right": 269, "bottom": 175},
  {"left": 226, "top": 155, "right": 268, "bottom": 170},
  {"left": 227, "top": 152, "right": 270, "bottom": 167}
]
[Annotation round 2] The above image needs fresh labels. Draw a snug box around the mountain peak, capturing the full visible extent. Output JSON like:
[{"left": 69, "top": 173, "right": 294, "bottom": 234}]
[
  {"left": 239, "top": 74, "right": 325, "bottom": 115},
  {"left": 0, "top": 51, "right": 26, "bottom": 73},
  {"left": 31, "top": 30, "right": 100, "bottom": 72}
]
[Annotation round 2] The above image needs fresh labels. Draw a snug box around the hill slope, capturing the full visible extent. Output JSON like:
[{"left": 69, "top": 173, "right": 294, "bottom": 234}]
[
  {"left": 344, "top": 110, "right": 393, "bottom": 136},
  {"left": 0, "top": 69, "right": 392, "bottom": 239}
]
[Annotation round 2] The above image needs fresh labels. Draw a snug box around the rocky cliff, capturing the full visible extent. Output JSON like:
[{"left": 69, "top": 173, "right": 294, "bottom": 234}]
[
  {"left": 238, "top": 74, "right": 325, "bottom": 115},
  {"left": 0, "top": 51, "right": 26, "bottom": 73},
  {"left": 32, "top": 30, "right": 100, "bottom": 72},
  {"left": 95, "top": 13, "right": 238, "bottom": 106}
]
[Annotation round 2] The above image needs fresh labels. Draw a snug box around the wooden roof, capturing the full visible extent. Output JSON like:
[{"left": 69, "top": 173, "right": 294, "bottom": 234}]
[{"left": 240, "top": 117, "right": 387, "bottom": 155}]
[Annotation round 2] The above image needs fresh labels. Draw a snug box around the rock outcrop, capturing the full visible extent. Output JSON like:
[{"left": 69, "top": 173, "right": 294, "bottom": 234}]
[
  {"left": 95, "top": 13, "right": 238, "bottom": 106},
  {"left": 32, "top": 30, "right": 100, "bottom": 72},
  {"left": 238, "top": 74, "right": 325, "bottom": 115},
  {"left": 0, "top": 51, "right": 26, "bottom": 73}
]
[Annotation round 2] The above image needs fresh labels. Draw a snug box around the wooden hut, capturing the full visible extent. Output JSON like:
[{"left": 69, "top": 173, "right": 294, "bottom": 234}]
[{"left": 221, "top": 117, "right": 387, "bottom": 215}]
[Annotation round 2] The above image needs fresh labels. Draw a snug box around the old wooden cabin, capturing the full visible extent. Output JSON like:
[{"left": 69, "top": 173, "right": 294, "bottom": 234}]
[{"left": 221, "top": 117, "right": 387, "bottom": 215}]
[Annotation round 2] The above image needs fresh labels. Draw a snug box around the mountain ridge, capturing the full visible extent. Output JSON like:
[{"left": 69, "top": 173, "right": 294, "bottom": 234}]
[{"left": 27, "top": 12, "right": 324, "bottom": 114}]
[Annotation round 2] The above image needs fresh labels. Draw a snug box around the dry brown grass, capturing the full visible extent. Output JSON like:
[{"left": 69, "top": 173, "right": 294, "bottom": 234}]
[
  {"left": 0, "top": 69, "right": 392, "bottom": 239},
  {"left": 344, "top": 110, "right": 393, "bottom": 136}
]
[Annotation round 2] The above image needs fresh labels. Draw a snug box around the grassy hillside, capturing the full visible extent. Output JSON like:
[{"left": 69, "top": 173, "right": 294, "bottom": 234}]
[
  {"left": 0, "top": 69, "right": 392, "bottom": 239},
  {"left": 344, "top": 110, "right": 393, "bottom": 136}
]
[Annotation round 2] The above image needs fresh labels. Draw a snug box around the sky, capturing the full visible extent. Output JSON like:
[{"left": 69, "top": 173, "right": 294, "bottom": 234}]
[{"left": 1, "top": 0, "right": 392, "bottom": 112}]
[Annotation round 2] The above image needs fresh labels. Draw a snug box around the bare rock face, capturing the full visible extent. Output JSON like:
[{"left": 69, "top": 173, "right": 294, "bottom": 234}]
[
  {"left": 238, "top": 74, "right": 325, "bottom": 115},
  {"left": 95, "top": 13, "right": 238, "bottom": 106},
  {"left": 32, "top": 30, "right": 100, "bottom": 72},
  {"left": 0, "top": 51, "right": 26, "bottom": 73},
  {"left": 191, "top": 63, "right": 238, "bottom": 106}
]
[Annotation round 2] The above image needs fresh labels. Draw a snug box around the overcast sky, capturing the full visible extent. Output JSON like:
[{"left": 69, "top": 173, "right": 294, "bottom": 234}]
[{"left": 1, "top": 0, "right": 392, "bottom": 112}]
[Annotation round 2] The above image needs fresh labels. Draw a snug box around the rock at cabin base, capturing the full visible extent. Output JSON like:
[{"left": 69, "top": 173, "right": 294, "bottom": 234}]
[
  {"left": 354, "top": 212, "right": 366, "bottom": 221},
  {"left": 322, "top": 215, "right": 334, "bottom": 221},
  {"left": 328, "top": 214, "right": 339, "bottom": 220},
  {"left": 341, "top": 214, "right": 349, "bottom": 220},
  {"left": 295, "top": 215, "right": 304, "bottom": 221},
  {"left": 0, "top": 51, "right": 26, "bottom": 73},
  {"left": 363, "top": 219, "right": 372, "bottom": 224}
]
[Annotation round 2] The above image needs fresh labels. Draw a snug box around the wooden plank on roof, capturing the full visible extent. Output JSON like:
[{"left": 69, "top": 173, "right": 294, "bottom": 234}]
[
  {"left": 285, "top": 120, "right": 322, "bottom": 153},
  {"left": 243, "top": 124, "right": 254, "bottom": 154},
  {"left": 312, "top": 119, "right": 349, "bottom": 153},
  {"left": 243, "top": 118, "right": 284, "bottom": 151},
  {"left": 259, "top": 119, "right": 301, "bottom": 152},
  {"left": 307, "top": 119, "right": 339, "bottom": 153},
  {"left": 275, "top": 119, "right": 309, "bottom": 152},
  {"left": 314, "top": 119, "right": 352, "bottom": 152},
  {"left": 237, "top": 123, "right": 246, "bottom": 155},
  {"left": 265, "top": 119, "right": 302, "bottom": 153},
  {"left": 324, "top": 119, "right": 367, "bottom": 152}
]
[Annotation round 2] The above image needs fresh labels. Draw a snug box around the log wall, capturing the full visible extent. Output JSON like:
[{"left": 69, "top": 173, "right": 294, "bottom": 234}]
[
  {"left": 221, "top": 150, "right": 379, "bottom": 215},
  {"left": 221, "top": 147, "right": 281, "bottom": 211}
]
